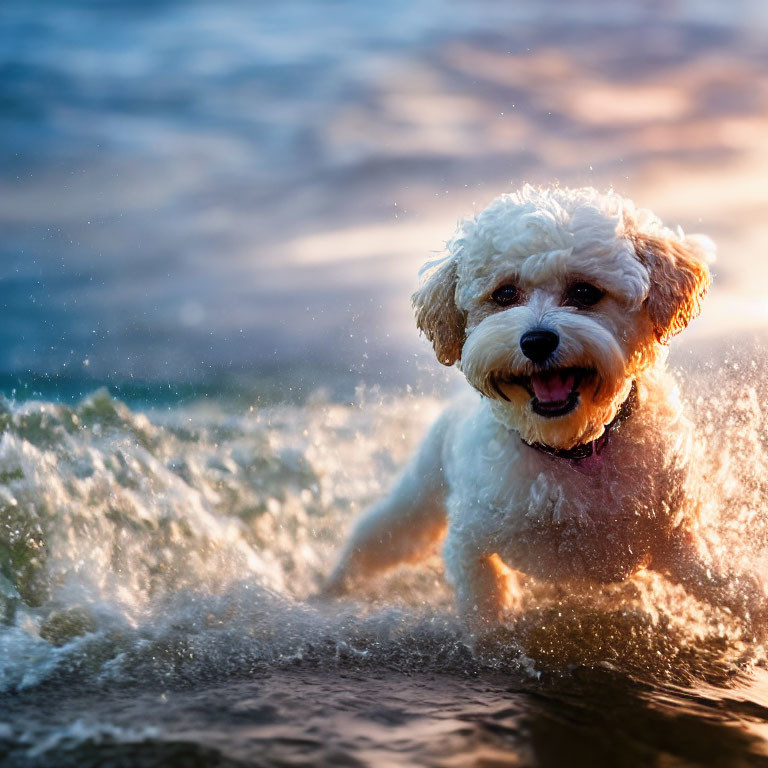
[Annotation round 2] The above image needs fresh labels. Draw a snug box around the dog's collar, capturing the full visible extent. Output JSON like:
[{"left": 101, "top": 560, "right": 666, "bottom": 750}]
[{"left": 524, "top": 381, "right": 638, "bottom": 462}]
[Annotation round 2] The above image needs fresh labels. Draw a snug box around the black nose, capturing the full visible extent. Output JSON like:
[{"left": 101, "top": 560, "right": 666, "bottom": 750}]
[{"left": 520, "top": 329, "right": 559, "bottom": 363}]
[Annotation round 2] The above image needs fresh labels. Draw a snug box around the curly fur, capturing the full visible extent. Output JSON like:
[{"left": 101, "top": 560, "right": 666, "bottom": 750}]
[
  {"left": 630, "top": 231, "right": 713, "bottom": 343},
  {"left": 412, "top": 258, "right": 465, "bottom": 366}
]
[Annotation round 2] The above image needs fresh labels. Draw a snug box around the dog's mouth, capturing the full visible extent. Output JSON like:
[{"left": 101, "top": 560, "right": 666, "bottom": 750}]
[{"left": 492, "top": 367, "right": 594, "bottom": 418}]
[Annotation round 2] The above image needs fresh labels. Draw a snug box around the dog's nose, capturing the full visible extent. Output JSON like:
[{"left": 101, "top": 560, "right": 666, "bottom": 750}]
[{"left": 520, "top": 329, "right": 559, "bottom": 363}]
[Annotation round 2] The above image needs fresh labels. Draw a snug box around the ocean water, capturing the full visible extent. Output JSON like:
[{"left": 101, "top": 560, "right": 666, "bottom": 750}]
[{"left": 5, "top": 0, "right": 768, "bottom": 765}]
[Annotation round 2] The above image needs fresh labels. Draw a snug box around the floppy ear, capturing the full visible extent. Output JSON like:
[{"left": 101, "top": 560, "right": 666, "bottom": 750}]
[
  {"left": 411, "top": 258, "right": 466, "bottom": 366},
  {"left": 632, "top": 232, "right": 712, "bottom": 344}
]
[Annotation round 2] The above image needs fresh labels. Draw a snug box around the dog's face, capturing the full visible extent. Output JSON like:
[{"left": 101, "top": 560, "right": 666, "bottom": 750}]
[{"left": 413, "top": 187, "right": 712, "bottom": 449}]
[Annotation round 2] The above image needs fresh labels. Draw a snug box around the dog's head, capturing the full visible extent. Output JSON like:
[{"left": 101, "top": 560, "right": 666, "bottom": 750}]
[{"left": 413, "top": 186, "right": 712, "bottom": 449}]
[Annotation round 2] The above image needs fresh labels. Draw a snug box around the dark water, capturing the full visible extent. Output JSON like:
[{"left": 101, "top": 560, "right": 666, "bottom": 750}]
[
  {"left": 5, "top": 1, "right": 768, "bottom": 765},
  {"left": 5, "top": 668, "right": 768, "bottom": 767}
]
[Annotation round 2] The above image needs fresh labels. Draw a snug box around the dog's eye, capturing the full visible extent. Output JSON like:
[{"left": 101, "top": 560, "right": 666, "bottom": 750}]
[
  {"left": 564, "top": 282, "right": 604, "bottom": 308},
  {"left": 491, "top": 284, "right": 520, "bottom": 307}
]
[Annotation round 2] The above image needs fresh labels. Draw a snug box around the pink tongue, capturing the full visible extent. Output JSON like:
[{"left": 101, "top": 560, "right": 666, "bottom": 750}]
[{"left": 530, "top": 371, "right": 576, "bottom": 403}]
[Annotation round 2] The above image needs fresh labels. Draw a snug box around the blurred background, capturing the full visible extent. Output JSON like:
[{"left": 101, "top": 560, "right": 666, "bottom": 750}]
[{"left": 3, "top": 0, "right": 768, "bottom": 403}]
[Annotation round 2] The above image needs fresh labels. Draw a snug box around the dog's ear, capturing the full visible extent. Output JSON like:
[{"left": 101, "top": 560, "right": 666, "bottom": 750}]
[
  {"left": 632, "top": 232, "right": 712, "bottom": 344},
  {"left": 411, "top": 258, "right": 465, "bottom": 366}
]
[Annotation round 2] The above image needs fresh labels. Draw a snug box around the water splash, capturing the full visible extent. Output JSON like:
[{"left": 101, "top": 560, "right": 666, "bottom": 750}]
[{"left": 1, "top": 359, "right": 768, "bottom": 694}]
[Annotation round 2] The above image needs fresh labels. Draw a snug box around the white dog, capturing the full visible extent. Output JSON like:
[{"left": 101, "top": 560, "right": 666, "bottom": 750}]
[{"left": 326, "top": 186, "right": 765, "bottom": 631}]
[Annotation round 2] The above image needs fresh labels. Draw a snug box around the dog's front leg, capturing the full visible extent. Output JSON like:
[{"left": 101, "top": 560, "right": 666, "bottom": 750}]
[
  {"left": 653, "top": 530, "right": 768, "bottom": 634},
  {"left": 443, "top": 531, "right": 513, "bottom": 632},
  {"left": 323, "top": 413, "right": 451, "bottom": 596}
]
